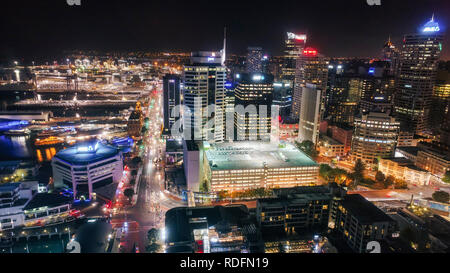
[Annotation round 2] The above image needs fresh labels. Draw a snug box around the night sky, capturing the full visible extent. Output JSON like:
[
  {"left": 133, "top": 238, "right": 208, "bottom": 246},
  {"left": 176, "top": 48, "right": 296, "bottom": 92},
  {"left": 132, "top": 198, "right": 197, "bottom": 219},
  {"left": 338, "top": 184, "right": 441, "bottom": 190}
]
[{"left": 1, "top": 0, "right": 450, "bottom": 63}]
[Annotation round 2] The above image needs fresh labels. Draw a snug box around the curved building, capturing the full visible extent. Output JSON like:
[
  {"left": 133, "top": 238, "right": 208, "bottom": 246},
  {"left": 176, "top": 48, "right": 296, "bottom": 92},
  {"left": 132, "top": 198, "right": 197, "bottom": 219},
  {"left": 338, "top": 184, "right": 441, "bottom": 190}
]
[{"left": 52, "top": 141, "right": 123, "bottom": 200}]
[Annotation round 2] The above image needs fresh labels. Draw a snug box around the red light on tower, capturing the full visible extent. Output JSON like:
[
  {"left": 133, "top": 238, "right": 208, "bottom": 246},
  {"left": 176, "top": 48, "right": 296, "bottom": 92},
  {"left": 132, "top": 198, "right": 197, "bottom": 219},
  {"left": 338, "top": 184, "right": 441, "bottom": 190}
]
[{"left": 303, "top": 47, "right": 318, "bottom": 56}]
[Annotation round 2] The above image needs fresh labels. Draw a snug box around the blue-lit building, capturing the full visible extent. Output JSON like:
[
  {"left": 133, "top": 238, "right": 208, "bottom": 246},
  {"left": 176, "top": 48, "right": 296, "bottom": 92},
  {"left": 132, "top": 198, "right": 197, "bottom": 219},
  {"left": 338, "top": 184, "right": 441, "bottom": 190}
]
[
  {"left": 394, "top": 16, "right": 444, "bottom": 133},
  {"left": 51, "top": 141, "right": 123, "bottom": 200}
]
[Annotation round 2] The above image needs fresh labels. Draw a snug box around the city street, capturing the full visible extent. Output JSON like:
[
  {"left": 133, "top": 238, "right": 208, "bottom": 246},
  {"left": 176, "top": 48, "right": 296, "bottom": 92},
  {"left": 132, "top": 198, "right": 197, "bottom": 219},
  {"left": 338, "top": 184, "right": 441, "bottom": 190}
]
[{"left": 110, "top": 83, "right": 186, "bottom": 253}]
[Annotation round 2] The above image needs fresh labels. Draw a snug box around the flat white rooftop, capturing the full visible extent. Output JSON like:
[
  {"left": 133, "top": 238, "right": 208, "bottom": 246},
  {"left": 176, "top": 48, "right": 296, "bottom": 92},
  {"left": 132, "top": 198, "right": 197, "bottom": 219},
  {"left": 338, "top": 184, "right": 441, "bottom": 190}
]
[{"left": 204, "top": 141, "right": 318, "bottom": 171}]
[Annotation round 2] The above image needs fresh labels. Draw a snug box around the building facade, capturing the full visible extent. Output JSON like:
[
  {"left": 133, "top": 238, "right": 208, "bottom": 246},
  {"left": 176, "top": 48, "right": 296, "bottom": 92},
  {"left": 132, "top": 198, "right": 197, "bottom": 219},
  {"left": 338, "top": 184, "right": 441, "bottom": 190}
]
[
  {"left": 183, "top": 52, "right": 227, "bottom": 142},
  {"left": 202, "top": 141, "right": 319, "bottom": 193},
  {"left": 332, "top": 194, "right": 396, "bottom": 253},
  {"left": 298, "top": 84, "right": 322, "bottom": 145},
  {"left": 246, "top": 47, "right": 263, "bottom": 73},
  {"left": 52, "top": 141, "right": 123, "bottom": 200},
  {"left": 234, "top": 73, "right": 274, "bottom": 141},
  {"left": 416, "top": 148, "right": 450, "bottom": 178},
  {"left": 282, "top": 32, "right": 307, "bottom": 82},
  {"left": 256, "top": 186, "right": 336, "bottom": 235},
  {"left": 351, "top": 111, "right": 400, "bottom": 165},
  {"left": 394, "top": 17, "right": 444, "bottom": 133},
  {"left": 291, "top": 48, "right": 329, "bottom": 120},
  {"left": 127, "top": 102, "right": 144, "bottom": 138},
  {"left": 163, "top": 74, "right": 181, "bottom": 136},
  {"left": 378, "top": 158, "right": 431, "bottom": 186}
]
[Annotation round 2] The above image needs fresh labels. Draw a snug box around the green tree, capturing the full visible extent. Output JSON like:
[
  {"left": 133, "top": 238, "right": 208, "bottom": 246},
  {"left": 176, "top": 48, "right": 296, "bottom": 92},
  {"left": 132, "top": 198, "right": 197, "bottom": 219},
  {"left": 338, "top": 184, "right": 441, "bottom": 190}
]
[
  {"left": 147, "top": 228, "right": 160, "bottom": 244},
  {"left": 132, "top": 157, "right": 142, "bottom": 166},
  {"left": 199, "top": 180, "right": 210, "bottom": 193},
  {"left": 432, "top": 191, "right": 450, "bottom": 204},
  {"left": 296, "top": 141, "right": 318, "bottom": 159},
  {"left": 319, "top": 164, "right": 333, "bottom": 181},
  {"left": 352, "top": 159, "right": 365, "bottom": 187},
  {"left": 442, "top": 171, "right": 450, "bottom": 184},
  {"left": 124, "top": 188, "right": 134, "bottom": 201},
  {"left": 394, "top": 179, "right": 408, "bottom": 189},
  {"left": 375, "top": 171, "right": 385, "bottom": 184},
  {"left": 217, "top": 191, "right": 228, "bottom": 201},
  {"left": 384, "top": 175, "right": 395, "bottom": 188},
  {"left": 146, "top": 243, "right": 162, "bottom": 253}
]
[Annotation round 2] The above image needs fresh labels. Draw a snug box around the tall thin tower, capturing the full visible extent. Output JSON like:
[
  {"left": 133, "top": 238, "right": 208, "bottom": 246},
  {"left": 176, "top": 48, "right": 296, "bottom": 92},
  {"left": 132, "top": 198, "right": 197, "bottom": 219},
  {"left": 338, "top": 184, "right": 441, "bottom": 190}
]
[{"left": 221, "top": 27, "right": 227, "bottom": 66}]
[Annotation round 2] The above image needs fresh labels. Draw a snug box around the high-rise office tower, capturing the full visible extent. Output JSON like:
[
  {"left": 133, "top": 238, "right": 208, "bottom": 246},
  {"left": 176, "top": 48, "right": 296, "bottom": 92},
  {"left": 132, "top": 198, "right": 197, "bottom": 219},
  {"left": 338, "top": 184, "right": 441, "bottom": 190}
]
[
  {"left": 430, "top": 68, "right": 450, "bottom": 137},
  {"left": 298, "top": 83, "right": 322, "bottom": 145},
  {"left": 282, "top": 32, "right": 307, "bottom": 82},
  {"left": 272, "top": 82, "right": 293, "bottom": 118},
  {"left": 163, "top": 74, "right": 181, "bottom": 137},
  {"left": 234, "top": 73, "right": 274, "bottom": 141},
  {"left": 183, "top": 51, "right": 227, "bottom": 142},
  {"left": 394, "top": 16, "right": 444, "bottom": 134},
  {"left": 351, "top": 111, "right": 400, "bottom": 165},
  {"left": 381, "top": 37, "right": 400, "bottom": 76},
  {"left": 291, "top": 48, "right": 329, "bottom": 121},
  {"left": 246, "top": 47, "right": 263, "bottom": 73}
]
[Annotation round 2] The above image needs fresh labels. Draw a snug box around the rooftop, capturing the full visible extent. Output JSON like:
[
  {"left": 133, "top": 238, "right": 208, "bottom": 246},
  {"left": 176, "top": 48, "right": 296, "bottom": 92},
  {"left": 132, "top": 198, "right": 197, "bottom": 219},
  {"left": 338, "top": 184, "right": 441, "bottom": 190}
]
[
  {"left": 204, "top": 141, "right": 318, "bottom": 171},
  {"left": 0, "top": 183, "right": 21, "bottom": 193},
  {"left": 342, "top": 194, "right": 395, "bottom": 224},
  {"left": 396, "top": 146, "right": 420, "bottom": 157},
  {"left": 165, "top": 205, "right": 250, "bottom": 247},
  {"left": 54, "top": 141, "right": 121, "bottom": 166},
  {"left": 320, "top": 135, "right": 344, "bottom": 146},
  {"left": 24, "top": 193, "right": 72, "bottom": 211}
]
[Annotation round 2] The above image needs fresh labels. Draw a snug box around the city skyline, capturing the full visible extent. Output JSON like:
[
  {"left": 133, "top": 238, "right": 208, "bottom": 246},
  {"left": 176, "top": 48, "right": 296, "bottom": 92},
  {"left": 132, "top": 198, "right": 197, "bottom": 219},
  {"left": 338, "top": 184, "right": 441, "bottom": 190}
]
[
  {"left": 1, "top": 0, "right": 450, "bottom": 64},
  {"left": 1, "top": 0, "right": 450, "bottom": 257}
]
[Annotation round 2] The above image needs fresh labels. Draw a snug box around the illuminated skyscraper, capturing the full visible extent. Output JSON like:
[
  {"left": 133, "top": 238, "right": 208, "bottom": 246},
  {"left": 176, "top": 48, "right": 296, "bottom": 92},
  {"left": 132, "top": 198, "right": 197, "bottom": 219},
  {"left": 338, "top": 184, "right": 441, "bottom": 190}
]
[
  {"left": 291, "top": 48, "right": 329, "bottom": 120},
  {"left": 163, "top": 74, "right": 181, "bottom": 136},
  {"left": 282, "top": 32, "right": 307, "bottom": 82},
  {"left": 394, "top": 16, "right": 444, "bottom": 134},
  {"left": 298, "top": 84, "right": 322, "bottom": 145},
  {"left": 234, "top": 73, "right": 274, "bottom": 141},
  {"left": 246, "top": 46, "right": 263, "bottom": 73},
  {"left": 381, "top": 36, "right": 400, "bottom": 76},
  {"left": 183, "top": 52, "right": 227, "bottom": 142}
]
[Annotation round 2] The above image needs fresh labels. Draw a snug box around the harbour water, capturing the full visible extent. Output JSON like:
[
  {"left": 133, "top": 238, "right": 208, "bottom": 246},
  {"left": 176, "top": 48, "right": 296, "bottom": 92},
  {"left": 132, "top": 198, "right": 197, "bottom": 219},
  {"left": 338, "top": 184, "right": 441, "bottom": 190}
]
[
  {"left": 0, "top": 135, "right": 33, "bottom": 161},
  {"left": 0, "top": 235, "right": 71, "bottom": 254}
]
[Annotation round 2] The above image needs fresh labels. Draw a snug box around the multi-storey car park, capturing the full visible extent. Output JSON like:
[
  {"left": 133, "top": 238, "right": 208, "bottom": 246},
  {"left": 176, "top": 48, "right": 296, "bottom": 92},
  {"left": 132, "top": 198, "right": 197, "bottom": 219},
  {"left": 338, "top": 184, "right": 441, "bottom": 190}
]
[{"left": 201, "top": 141, "right": 319, "bottom": 193}]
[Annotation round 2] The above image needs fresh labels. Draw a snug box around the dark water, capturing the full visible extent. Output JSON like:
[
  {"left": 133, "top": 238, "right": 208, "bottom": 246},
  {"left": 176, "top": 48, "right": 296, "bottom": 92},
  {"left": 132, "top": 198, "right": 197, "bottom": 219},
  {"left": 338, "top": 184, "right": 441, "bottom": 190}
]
[
  {"left": 0, "top": 235, "right": 71, "bottom": 254},
  {"left": 0, "top": 135, "right": 33, "bottom": 161}
]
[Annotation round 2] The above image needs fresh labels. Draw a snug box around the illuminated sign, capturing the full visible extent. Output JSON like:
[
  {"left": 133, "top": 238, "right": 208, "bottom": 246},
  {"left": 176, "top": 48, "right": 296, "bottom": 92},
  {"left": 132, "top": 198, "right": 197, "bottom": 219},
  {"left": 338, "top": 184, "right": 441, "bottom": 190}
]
[
  {"left": 303, "top": 48, "right": 318, "bottom": 56},
  {"left": 287, "top": 32, "right": 307, "bottom": 41},
  {"left": 374, "top": 96, "right": 385, "bottom": 101},
  {"left": 422, "top": 17, "right": 441, "bottom": 33},
  {"left": 77, "top": 142, "right": 99, "bottom": 153},
  {"left": 253, "top": 75, "right": 265, "bottom": 81},
  {"left": 423, "top": 26, "right": 440, "bottom": 32},
  {"left": 207, "top": 57, "right": 215, "bottom": 62},
  {"left": 368, "top": 68, "right": 376, "bottom": 75}
]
